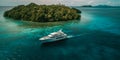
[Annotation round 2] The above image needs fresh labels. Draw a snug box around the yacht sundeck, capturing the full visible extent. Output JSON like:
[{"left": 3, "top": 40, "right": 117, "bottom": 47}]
[{"left": 39, "top": 29, "right": 67, "bottom": 43}]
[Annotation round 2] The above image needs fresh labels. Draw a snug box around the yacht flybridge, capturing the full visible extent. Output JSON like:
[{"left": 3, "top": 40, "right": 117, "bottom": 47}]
[{"left": 39, "top": 29, "right": 67, "bottom": 43}]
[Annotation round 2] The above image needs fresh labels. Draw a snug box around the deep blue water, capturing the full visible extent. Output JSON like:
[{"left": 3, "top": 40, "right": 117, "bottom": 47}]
[{"left": 0, "top": 7, "right": 120, "bottom": 60}]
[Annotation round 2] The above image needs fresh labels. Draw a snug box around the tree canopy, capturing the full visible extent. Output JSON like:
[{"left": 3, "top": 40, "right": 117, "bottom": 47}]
[{"left": 4, "top": 3, "right": 81, "bottom": 22}]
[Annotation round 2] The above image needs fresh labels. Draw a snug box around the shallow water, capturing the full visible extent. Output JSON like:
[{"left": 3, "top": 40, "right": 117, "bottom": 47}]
[{"left": 0, "top": 7, "right": 120, "bottom": 60}]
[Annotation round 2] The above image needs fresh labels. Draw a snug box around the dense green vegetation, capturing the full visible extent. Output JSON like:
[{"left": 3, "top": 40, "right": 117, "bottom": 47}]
[{"left": 4, "top": 3, "right": 81, "bottom": 22}]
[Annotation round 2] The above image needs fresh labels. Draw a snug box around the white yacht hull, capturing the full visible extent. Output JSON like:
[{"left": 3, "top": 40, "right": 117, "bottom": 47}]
[
  {"left": 40, "top": 37, "right": 67, "bottom": 43},
  {"left": 39, "top": 29, "right": 67, "bottom": 43}
]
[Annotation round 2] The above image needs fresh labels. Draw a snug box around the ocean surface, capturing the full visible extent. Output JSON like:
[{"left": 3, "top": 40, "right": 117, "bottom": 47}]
[{"left": 0, "top": 7, "right": 120, "bottom": 60}]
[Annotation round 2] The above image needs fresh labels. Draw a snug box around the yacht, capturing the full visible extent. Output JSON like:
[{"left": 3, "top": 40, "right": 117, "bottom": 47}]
[{"left": 39, "top": 29, "right": 67, "bottom": 43}]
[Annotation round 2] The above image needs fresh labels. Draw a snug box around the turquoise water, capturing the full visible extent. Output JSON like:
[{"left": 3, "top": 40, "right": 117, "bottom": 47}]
[{"left": 0, "top": 7, "right": 120, "bottom": 60}]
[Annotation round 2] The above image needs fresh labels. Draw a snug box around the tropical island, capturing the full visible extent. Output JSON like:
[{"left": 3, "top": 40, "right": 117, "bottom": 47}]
[{"left": 4, "top": 3, "right": 81, "bottom": 22}]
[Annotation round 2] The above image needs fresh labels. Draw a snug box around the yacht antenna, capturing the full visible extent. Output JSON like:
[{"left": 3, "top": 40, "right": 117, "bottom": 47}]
[{"left": 59, "top": 29, "right": 62, "bottom": 32}]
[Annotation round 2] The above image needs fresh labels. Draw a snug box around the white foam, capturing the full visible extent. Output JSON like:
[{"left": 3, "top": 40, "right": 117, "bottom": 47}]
[
  {"left": 67, "top": 33, "right": 91, "bottom": 38},
  {"left": 67, "top": 35, "right": 73, "bottom": 38}
]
